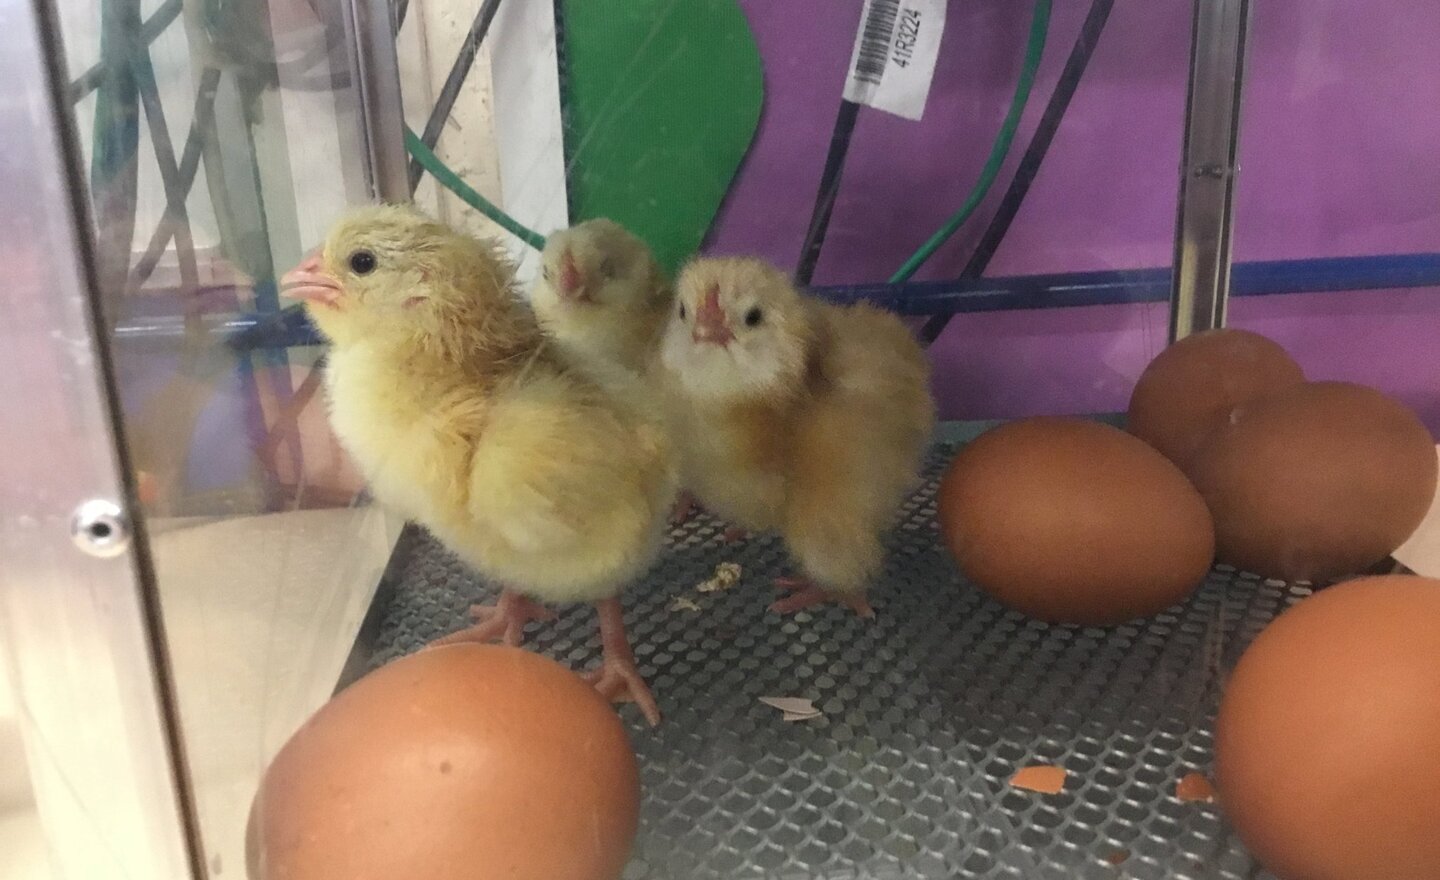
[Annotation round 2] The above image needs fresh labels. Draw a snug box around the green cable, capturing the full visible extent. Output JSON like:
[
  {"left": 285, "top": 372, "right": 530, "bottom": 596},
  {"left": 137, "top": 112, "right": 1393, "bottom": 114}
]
[
  {"left": 404, "top": 126, "right": 548, "bottom": 251},
  {"left": 889, "top": 0, "right": 1051, "bottom": 284}
]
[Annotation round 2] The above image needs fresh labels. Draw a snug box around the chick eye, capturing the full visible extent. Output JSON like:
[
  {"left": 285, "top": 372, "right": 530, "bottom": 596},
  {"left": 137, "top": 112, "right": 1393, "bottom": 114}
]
[
  {"left": 542, "top": 265, "right": 553, "bottom": 282},
  {"left": 599, "top": 258, "right": 615, "bottom": 279},
  {"left": 744, "top": 307, "right": 763, "bottom": 327},
  {"left": 348, "top": 250, "right": 377, "bottom": 275},
  {"left": 678, "top": 303, "right": 687, "bottom": 321}
]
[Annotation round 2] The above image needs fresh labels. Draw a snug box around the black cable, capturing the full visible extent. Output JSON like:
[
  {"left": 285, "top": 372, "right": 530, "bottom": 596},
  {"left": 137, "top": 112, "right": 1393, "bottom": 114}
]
[
  {"left": 794, "top": 100, "right": 861, "bottom": 285},
  {"left": 407, "top": 0, "right": 505, "bottom": 192},
  {"left": 920, "top": 0, "right": 1116, "bottom": 344}
]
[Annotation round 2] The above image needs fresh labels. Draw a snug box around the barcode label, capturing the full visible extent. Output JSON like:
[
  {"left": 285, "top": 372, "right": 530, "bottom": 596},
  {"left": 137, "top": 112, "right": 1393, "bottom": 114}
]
[
  {"left": 854, "top": 0, "right": 901, "bottom": 85},
  {"left": 843, "top": 0, "right": 949, "bottom": 121}
]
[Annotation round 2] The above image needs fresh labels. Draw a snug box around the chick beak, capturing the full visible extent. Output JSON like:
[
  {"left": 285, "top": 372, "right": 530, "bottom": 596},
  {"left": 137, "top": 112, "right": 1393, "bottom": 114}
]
[
  {"left": 557, "top": 250, "right": 588, "bottom": 302},
  {"left": 281, "top": 252, "right": 343, "bottom": 308},
  {"left": 692, "top": 284, "right": 734, "bottom": 346}
]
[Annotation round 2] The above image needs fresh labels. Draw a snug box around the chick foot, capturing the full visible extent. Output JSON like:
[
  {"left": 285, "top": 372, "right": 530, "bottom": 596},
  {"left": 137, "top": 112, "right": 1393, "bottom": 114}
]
[
  {"left": 722, "top": 526, "right": 748, "bottom": 544},
  {"left": 770, "top": 577, "right": 875, "bottom": 619},
  {"left": 583, "top": 597, "right": 661, "bottom": 726},
  {"left": 430, "top": 589, "right": 557, "bottom": 648}
]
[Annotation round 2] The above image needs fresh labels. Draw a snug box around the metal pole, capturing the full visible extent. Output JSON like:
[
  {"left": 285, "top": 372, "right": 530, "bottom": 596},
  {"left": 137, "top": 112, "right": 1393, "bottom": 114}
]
[
  {"left": 344, "top": 0, "right": 411, "bottom": 202},
  {"left": 1169, "top": 0, "right": 1252, "bottom": 341}
]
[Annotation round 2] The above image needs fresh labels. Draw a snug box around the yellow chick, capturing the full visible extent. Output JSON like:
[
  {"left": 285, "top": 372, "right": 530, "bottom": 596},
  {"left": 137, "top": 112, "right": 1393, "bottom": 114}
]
[
  {"left": 281, "top": 205, "right": 673, "bottom": 724},
  {"left": 529, "top": 218, "right": 671, "bottom": 385},
  {"left": 528, "top": 218, "right": 720, "bottom": 529},
  {"left": 657, "top": 257, "right": 935, "bottom": 617}
]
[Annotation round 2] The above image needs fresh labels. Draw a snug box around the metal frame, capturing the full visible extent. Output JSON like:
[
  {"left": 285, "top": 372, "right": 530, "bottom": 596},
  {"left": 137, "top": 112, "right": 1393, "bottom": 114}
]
[
  {"left": 1169, "top": 0, "right": 1253, "bottom": 340},
  {"left": 0, "top": 0, "right": 202, "bottom": 877},
  {"left": 345, "top": 0, "right": 412, "bottom": 201}
]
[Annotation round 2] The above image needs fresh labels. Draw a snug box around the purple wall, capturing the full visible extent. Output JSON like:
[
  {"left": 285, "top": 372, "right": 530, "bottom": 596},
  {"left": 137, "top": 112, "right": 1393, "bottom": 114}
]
[{"left": 706, "top": 0, "right": 1440, "bottom": 430}]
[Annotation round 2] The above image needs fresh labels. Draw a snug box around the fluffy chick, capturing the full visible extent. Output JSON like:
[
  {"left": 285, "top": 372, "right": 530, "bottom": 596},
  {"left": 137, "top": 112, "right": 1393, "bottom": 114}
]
[
  {"left": 281, "top": 205, "right": 673, "bottom": 724},
  {"left": 529, "top": 218, "right": 671, "bottom": 385},
  {"left": 658, "top": 257, "right": 935, "bottom": 616},
  {"left": 529, "top": 218, "right": 716, "bottom": 528}
]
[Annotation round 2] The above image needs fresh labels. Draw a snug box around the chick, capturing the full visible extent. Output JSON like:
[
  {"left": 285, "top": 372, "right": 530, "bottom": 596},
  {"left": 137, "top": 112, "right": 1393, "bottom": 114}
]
[
  {"left": 657, "top": 257, "right": 935, "bottom": 616},
  {"left": 281, "top": 205, "right": 673, "bottom": 725},
  {"left": 529, "top": 219, "right": 725, "bottom": 531},
  {"left": 529, "top": 218, "right": 671, "bottom": 386}
]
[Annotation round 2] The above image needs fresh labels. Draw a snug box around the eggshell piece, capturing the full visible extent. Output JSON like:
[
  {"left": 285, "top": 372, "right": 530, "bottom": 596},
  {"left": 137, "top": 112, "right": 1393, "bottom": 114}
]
[
  {"left": 1189, "top": 381, "right": 1436, "bottom": 581},
  {"left": 1127, "top": 329, "right": 1304, "bottom": 473},
  {"left": 1010, "top": 765, "right": 1067, "bottom": 794},
  {"left": 939, "top": 418, "right": 1216, "bottom": 626},
  {"left": 1216, "top": 575, "right": 1440, "bottom": 880},
  {"left": 1175, "top": 772, "right": 1216, "bottom": 803},
  {"left": 250, "top": 644, "right": 640, "bottom": 880}
]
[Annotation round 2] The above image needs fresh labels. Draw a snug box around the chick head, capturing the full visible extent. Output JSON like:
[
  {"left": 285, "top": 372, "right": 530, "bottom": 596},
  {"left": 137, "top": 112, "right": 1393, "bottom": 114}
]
[
  {"left": 281, "top": 204, "right": 517, "bottom": 350},
  {"left": 532, "top": 218, "right": 663, "bottom": 316},
  {"left": 660, "top": 257, "right": 811, "bottom": 400}
]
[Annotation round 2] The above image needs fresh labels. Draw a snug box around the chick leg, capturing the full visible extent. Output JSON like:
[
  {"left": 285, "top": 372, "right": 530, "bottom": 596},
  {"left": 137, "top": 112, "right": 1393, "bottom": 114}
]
[
  {"left": 430, "top": 589, "right": 557, "bottom": 647},
  {"left": 583, "top": 598, "right": 661, "bottom": 726},
  {"left": 770, "top": 577, "right": 875, "bottom": 619}
]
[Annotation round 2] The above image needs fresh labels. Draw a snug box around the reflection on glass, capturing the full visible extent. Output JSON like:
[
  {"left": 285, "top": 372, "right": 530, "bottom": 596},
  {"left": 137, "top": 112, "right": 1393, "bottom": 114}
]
[
  {"left": 53, "top": 0, "right": 400, "bottom": 873},
  {"left": 1229, "top": 1, "right": 1440, "bottom": 435},
  {"left": 0, "top": 634, "right": 53, "bottom": 880}
]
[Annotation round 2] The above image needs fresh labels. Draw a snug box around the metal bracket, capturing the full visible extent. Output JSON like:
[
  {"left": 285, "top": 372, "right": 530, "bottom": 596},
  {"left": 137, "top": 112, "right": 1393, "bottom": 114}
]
[
  {"left": 1169, "top": 0, "right": 1253, "bottom": 341},
  {"left": 343, "top": 0, "right": 411, "bottom": 202}
]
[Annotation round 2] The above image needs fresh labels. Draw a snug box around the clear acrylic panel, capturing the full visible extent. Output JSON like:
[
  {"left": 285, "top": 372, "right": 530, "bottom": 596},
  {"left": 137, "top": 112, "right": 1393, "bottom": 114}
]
[{"left": 52, "top": 0, "right": 402, "bottom": 874}]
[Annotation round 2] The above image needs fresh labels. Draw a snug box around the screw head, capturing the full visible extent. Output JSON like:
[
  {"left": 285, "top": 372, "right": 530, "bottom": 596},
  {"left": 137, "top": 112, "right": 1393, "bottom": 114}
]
[{"left": 71, "top": 499, "right": 131, "bottom": 558}]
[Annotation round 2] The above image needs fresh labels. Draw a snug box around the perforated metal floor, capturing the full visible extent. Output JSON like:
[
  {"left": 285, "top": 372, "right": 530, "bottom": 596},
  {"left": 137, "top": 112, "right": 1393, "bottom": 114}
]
[{"left": 365, "top": 439, "right": 1297, "bottom": 879}]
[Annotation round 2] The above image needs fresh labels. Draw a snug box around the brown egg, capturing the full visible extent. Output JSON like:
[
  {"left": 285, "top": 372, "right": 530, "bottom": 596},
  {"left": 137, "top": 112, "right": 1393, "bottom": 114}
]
[
  {"left": 938, "top": 418, "right": 1215, "bottom": 625},
  {"left": 249, "top": 644, "right": 640, "bottom": 880},
  {"left": 1189, "top": 381, "right": 1436, "bottom": 581},
  {"left": 1216, "top": 575, "right": 1440, "bottom": 880},
  {"left": 1127, "top": 329, "right": 1304, "bottom": 472}
]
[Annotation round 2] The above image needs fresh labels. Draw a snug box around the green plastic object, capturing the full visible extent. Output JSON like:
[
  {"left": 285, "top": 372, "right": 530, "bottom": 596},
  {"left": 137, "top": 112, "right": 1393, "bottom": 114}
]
[{"left": 559, "top": 0, "right": 763, "bottom": 275}]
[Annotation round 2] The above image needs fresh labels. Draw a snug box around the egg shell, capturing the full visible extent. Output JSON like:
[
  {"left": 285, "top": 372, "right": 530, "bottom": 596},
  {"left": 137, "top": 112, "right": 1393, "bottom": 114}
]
[
  {"left": 938, "top": 418, "right": 1216, "bottom": 626},
  {"left": 1216, "top": 575, "right": 1440, "bottom": 880},
  {"left": 249, "top": 644, "right": 639, "bottom": 880},
  {"left": 1188, "top": 381, "right": 1437, "bottom": 581},
  {"left": 1127, "top": 328, "right": 1305, "bottom": 473}
]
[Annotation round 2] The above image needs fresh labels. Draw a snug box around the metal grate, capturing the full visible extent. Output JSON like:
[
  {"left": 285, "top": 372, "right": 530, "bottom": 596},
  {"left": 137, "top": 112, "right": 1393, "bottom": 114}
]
[{"left": 366, "top": 441, "right": 1294, "bottom": 879}]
